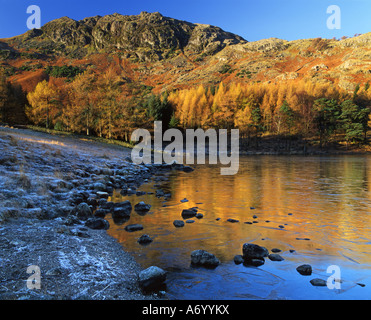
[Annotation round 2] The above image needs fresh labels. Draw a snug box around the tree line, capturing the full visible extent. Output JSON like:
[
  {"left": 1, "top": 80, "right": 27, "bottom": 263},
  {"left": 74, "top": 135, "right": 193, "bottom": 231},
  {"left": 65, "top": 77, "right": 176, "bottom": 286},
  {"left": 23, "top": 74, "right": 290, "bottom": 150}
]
[
  {"left": 1, "top": 66, "right": 370, "bottom": 148},
  {"left": 168, "top": 80, "right": 371, "bottom": 146},
  {"left": 0, "top": 72, "right": 28, "bottom": 124}
]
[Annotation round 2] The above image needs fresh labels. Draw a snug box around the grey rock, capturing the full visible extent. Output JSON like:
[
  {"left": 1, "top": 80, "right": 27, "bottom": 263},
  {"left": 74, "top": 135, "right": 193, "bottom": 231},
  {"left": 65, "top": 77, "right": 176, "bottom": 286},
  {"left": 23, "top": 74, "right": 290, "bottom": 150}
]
[
  {"left": 112, "top": 200, "right": 132, "bottom": 218},
  {"left": 124, "top": 224, "right": 143, "bottom": 232},
  {"left": 138, "top": 266, "right": 167, "bottom": 292},
  {"left": 268, "top": 253, "right": 284, "bottom": 261},
  {"left": 173, "top": 220, "right": 185, "bottom": 228},
  {"left": 310, "top": 278, "right": 327, "bottom": 286},
  {"left": 75, "top": 202, "right": 92, "bottom": 220},
  {"left": 93, "top": 182, "right": 106, "bottom": 191},
  {"left": 242, "top": 243, "right": 269, "bottom": 260},
  {"left": 134, "top": 201, "right": 151, "bottom": 212},
  {"left": 96, "top": 191, "right": 109, "bottom": 198},
  {"left": 191, "top": 250, "right": 220, "bottom": 268},
  {"left": 85, "top": 218, "right": 110, "bottom": 230},
  {"left": 137, "top": 234, "right": 153, "bottom": 245}
]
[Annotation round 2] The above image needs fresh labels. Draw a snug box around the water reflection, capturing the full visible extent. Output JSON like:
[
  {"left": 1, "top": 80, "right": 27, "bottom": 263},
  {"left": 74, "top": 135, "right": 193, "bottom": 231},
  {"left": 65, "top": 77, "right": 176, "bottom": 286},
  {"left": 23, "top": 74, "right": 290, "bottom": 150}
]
[{"left": 106, "top": 155, "right": 371, "bottom": 299}]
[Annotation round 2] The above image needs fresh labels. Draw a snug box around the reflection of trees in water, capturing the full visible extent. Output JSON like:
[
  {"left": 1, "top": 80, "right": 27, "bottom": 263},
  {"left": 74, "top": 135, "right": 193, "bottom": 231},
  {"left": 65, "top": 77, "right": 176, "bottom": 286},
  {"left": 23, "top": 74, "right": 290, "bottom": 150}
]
[{"left": 107, "top": 156, "right": 371, "bottom": 268}]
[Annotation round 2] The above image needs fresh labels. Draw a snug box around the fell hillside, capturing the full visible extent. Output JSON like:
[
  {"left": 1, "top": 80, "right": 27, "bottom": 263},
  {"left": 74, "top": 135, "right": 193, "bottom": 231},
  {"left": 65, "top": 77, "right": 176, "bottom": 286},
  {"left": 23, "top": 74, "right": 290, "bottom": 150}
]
[{"left": 1, "top": 11, "right": 371, "bottom": 94}]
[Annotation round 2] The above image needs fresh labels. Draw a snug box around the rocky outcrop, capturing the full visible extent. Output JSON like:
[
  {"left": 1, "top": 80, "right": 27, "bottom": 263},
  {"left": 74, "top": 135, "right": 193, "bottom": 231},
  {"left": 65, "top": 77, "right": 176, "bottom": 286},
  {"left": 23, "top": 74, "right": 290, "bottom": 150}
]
[{"left": 36, "top": 12, "right": 246, "bottom": 60}]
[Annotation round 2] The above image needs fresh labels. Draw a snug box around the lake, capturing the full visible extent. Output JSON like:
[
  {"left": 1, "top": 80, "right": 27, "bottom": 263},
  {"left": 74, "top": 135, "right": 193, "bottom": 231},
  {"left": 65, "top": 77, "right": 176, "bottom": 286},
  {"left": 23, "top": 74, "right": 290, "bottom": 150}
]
[{"left": 106, "top": 155, "right": 371, "bottom": 300}]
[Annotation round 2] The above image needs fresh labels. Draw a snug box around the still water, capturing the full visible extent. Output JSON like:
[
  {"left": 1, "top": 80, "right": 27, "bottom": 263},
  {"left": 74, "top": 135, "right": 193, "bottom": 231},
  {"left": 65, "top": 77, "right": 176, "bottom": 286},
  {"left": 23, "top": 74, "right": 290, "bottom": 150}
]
[{"left": 106, "top": 155, "right": 371, "bottom": 300}]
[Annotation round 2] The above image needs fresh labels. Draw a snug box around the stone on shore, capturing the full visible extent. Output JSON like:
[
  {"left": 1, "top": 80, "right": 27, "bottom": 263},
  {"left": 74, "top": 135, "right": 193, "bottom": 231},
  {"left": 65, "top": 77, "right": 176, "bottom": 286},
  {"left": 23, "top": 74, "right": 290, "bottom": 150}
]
[
  {"left": 75, "top": 202, "right": 92, "bottom": 220},
  {"left": 112, "top": 200, "right": 132, "bottom": 218},
  {"left": 85, "top": 217, "right": 110, "bottom": 230},
  {"left": 138, "top": 266, "right": 167, "bottom": 292}
]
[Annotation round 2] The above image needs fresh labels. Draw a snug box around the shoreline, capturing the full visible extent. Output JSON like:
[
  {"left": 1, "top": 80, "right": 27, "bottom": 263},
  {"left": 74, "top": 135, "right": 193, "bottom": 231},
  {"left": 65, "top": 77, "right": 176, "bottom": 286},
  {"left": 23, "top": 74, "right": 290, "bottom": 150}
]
[
  {"left": 0, "top": 125, "right": 370, "bottom": 300},
  {"left": 7, "top": 125, "right": 371, "bottom": 156},
  {"left": 0, "top": 126, "right": 167, "bottom": 300}
]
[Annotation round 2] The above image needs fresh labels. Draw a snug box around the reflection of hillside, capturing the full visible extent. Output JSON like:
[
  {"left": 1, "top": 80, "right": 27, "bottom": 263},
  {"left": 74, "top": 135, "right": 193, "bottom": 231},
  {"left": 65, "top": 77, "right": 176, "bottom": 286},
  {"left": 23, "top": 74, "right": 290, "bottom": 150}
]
[{"left": 107, "top": 156, "right": 371, "bottom": 268}]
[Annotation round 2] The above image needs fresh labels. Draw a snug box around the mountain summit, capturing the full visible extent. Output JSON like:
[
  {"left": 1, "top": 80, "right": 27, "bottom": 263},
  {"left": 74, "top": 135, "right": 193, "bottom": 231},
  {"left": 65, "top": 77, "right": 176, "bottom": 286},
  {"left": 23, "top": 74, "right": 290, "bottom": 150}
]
[
  {"left": 19, "top": 12, "right": 246, "bottom": 61},
  {"left": 1, "top": 12, "right": 371, "bottom": 94}
]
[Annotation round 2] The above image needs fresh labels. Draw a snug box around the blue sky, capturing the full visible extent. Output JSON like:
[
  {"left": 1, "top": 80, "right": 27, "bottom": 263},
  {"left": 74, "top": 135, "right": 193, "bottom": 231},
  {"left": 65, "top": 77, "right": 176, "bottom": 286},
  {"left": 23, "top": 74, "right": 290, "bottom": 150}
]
[{"left": 0, "top": 0, "right": 371, "bottom": 41}]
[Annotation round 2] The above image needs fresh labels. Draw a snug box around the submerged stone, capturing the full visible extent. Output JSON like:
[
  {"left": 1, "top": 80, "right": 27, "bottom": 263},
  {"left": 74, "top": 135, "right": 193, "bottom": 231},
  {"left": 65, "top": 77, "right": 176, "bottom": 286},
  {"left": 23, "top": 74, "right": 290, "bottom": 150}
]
[{"left": 124, "top": 224, "right": 143, "bottom": 232}]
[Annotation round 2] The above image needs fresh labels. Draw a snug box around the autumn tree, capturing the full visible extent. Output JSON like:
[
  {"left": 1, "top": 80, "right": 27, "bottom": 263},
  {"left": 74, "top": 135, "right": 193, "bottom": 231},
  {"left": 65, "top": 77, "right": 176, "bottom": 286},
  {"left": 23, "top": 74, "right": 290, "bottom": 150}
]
[
  {"left": 27, "top": 80, "right": 59, "bottom": 128},
  {"left": 67, "top": 71, "right": 97, "bottom": 135}
]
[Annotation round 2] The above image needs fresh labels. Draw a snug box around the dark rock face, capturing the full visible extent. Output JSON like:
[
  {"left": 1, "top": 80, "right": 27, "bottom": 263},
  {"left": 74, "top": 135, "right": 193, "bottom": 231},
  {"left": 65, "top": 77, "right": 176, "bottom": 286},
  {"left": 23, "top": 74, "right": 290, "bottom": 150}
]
[{"left": 38, "top": 12, "right": 246, "bottom": 60}]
